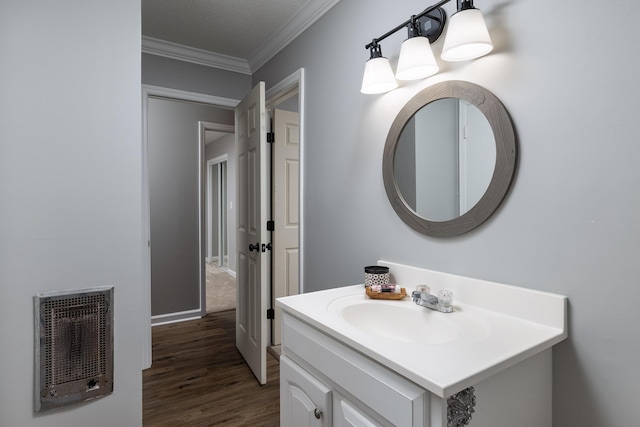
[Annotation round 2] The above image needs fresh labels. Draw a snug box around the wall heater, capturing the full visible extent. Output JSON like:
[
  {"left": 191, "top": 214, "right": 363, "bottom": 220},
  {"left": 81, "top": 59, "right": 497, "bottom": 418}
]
[{"left": 34, "top": 287, "right": 114, "bottom": 412}]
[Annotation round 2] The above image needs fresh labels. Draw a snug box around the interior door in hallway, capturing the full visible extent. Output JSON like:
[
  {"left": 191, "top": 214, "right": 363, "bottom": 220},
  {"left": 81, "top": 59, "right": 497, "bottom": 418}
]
[
  {"left": 235, "top": 82, "right": 270, "bottom": 384},
  {"left": 272, "top": 108, "right": 300, "bottom": 346}
]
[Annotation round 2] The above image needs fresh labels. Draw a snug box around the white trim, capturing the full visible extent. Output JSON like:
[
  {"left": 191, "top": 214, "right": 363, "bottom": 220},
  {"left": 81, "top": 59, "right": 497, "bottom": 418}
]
[
  {"left": 197, "top": 119, "right": 205, "bottom": 324},
  {"left": 200, "top": 123, "right": 235, "bottom": 136},
  {"left": 207, "top": 154, "right": 230, "bottom": 164},
  {"left": 141, "top": 89, "right": 152, "bottom": 369},
  {"left": 141, "top": 1, "right": 340, "bottom": 74},
  {"left": 142, "top": 84, "right": 239, "bottom": 108},
  {"left": 142, "top": 36, "right": 251, "bottom": 75},
  {"left": 249, "top": 0, "right": 341, "bottom": 72},
  {"left": 266, "top": 69, "right": 302, "bottom": 104},
  {"left": 265, "top": 69, "right": 305, "bottom": 294},
  {"left": 141, "top": 86, "right": 240, "bottom": 369},
  {"left": 151, "top": 309, "right": 202, "bottom": 326}
]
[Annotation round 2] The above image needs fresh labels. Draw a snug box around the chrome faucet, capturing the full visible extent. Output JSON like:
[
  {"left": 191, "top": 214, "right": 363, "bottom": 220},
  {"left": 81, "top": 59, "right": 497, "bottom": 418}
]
[{"left": 411, "top": 285, "right": 453, "bottom": 313}]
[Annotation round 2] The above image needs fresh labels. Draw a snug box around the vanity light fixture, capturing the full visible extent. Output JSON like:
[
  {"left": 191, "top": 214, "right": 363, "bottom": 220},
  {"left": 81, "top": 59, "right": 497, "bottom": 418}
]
[
  {"left": 441, "top": 0, "right": 493, "bottom": 61},
  {"left": 395, "top": 16, "right": 439, "bottom": 81},
  {"left": 361, "top": 42, "right": 399, "bottom": 94},
  {"left": 361, "top": 0, "right": 493, "bottom": 94}
]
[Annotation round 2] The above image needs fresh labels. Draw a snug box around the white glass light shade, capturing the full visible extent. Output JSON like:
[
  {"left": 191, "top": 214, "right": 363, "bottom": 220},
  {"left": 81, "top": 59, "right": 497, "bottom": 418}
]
[
  {"left": 395, "top": 36, "right": 439, "bottom": 81},
  {"left": 361, "top": 57, "right": 398, "bottom": 94},
  {"left": 441, "top": 8, "right": 493, "bottom": 62}
]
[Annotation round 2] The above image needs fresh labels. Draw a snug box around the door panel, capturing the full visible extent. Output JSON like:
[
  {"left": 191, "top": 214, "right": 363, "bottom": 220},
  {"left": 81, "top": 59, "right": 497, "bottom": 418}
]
[
  {"left": 235, "top": 82, "right": 268, "bottom": 384},
  {"left": 273, "top": 109, "right": 300, "bottom": 345}
]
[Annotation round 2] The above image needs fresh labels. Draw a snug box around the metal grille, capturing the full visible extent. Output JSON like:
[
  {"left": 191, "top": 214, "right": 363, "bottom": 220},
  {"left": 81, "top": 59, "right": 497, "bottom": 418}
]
[{"left": 35, "top": 287, "right": 113, "bottom": 412}]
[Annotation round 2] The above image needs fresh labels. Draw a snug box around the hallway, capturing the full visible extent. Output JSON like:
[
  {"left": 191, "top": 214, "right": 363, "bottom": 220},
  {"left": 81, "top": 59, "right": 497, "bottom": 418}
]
[
  {"left": 206, "top": 262, "right": 236, "bottom": 313},
  {"left": 143, "top": 310, "right": 280, "bottom": 426}
]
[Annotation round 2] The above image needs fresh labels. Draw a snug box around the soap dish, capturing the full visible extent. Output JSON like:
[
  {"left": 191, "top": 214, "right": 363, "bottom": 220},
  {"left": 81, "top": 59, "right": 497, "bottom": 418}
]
[{"left": 365, "top": 287, "right": 407, "bottom": 300}]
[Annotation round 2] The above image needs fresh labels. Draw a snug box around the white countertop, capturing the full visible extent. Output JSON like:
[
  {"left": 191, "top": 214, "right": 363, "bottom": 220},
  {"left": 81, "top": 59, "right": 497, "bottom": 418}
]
[{"left": 277, "top": 261, "right": 568, "bottom": 397}]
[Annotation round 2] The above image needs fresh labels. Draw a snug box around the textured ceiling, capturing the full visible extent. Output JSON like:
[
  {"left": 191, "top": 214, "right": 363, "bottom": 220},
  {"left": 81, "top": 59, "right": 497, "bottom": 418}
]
[{"left": 142, "top": 0, "right": 311, "bottom": 60}]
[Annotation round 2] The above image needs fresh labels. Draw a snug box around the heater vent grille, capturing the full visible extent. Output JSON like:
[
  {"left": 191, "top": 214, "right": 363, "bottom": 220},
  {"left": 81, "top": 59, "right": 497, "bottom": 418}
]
[
  {"left": 45, "top": 296, "right": 107, "bottom": 386},
  {"left": 35, "top": 287, "right": 114, "bottom": 412}
]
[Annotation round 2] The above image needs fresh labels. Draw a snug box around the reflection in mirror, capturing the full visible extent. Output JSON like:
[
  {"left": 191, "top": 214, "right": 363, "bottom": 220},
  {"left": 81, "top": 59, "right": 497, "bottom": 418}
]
[
  {"left": 382, "top": 80, "right": 516, "bottom": 237},
  {"left": 395, "top": 98, "right": 496, "bottom": 221}
]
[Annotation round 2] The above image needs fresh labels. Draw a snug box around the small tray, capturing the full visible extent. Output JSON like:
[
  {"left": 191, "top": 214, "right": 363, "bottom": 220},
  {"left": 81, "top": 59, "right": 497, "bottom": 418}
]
[{"left": 365, "top": 287, "right": 407, "bottom": 300}]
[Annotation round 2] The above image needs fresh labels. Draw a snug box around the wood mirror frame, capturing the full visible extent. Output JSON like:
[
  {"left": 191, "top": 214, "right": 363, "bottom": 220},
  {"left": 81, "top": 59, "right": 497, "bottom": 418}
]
[{"left": 382, "top": 80, "right": 517, "bottom": 237}]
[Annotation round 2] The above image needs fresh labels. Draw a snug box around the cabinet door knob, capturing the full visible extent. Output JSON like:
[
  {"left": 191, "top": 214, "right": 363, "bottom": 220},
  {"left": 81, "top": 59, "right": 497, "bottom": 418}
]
[{"left": 314, "top": 408, "right": 322, "bottom": 419}]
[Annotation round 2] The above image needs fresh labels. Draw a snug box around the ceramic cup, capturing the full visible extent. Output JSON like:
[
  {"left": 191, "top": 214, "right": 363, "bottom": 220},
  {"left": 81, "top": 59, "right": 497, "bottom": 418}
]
[{"left": 364, "top": 266, "right": 390, "bottom": 287}]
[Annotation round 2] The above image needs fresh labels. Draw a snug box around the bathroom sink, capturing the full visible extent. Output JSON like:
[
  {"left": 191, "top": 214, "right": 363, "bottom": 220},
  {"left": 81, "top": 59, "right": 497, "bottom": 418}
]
[
  {"left": 277, "top": 262, "right": 568, "bottom": 397},
  {"left": 327, "top": 295, "right": 490, "bottom": 345}
]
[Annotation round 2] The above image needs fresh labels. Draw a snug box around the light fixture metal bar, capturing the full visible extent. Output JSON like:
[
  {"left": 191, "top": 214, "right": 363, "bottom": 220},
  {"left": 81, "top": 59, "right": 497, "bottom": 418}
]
[{"left": 364, "top": 0, "right": 452, "bottom": 50}]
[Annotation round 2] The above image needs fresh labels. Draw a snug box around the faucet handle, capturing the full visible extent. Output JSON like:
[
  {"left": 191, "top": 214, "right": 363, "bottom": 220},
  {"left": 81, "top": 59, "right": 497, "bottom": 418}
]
[
  {"left": 416, "top": 284, "right": 430, "bottom": 294},
  {"left": 437, "top": 289, "right": 453, "bottom": 309}
]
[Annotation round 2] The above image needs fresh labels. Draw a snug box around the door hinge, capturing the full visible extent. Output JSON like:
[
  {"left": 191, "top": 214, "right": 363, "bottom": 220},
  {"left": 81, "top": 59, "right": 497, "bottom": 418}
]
[
  {"left": 267, "top": 132, "right": 275, "bottom": 143},
  {"left": 267, "top": 308, "right": 275, "bottom": 319},
  {"left": 267, "top": 220, "right": 274, "bottom": 231}
]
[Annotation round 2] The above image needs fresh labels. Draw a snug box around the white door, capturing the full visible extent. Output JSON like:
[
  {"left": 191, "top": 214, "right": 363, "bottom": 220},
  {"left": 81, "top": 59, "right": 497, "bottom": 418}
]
[
  {"left": 235, "top": 82, "right": 269, "bottom": 384},
  {"left": 273, "top": 109, "right": 300, "bottom": 345},
  {"left": 458, "top": 100, "right": 495, "bottom": 214}
]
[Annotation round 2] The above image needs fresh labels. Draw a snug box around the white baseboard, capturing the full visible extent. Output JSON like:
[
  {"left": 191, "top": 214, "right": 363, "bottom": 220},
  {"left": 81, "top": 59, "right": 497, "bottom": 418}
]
[{"left": 151, "top": 309, "right": 202, "bottom": 326}]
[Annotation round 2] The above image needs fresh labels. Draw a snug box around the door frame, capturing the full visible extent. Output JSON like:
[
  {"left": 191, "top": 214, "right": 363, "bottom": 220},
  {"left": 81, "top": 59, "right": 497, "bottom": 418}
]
[
  {"left": 141, "top": 84, "right": 239, "bottom": 369},
  {"left": 265, "top": 68, "right": 306, "bottom": 298},
  {"left": 140, "top": 70, "right": 305, "bottom": 368},
  {"left": 205, "top": 153, "right": 230, "bottom": 265},
  {"left": 200, "top": 121, "right": 234, "bottom": 265}
]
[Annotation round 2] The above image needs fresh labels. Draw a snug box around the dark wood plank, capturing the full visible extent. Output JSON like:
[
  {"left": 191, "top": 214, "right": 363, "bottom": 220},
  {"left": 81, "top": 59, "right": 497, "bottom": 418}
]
[{"left": 143, "top": 310, "right": 280, "bottom": 426}]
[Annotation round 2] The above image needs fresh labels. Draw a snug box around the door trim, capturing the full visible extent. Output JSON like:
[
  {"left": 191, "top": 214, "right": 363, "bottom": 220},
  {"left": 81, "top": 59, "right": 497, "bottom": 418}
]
[{"left": 141, "top": 84, "right": 239, "bottom": 369}]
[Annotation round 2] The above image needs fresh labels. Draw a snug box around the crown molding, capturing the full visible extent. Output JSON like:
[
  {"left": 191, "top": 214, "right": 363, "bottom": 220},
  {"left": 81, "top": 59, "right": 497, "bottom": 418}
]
[
  {"left": 142, "top": 0, "right": 340, "bottom": 75},
  {"left": 248, "top": 0, "right": 341, "bottom": 72},
  {"left": 142, "top": 36, "right": 251, "bottom": 75}
]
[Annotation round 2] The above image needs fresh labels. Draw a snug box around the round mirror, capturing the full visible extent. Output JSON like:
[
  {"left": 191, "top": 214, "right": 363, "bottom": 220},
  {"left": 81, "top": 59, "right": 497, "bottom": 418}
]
[{"left": 383, "top": 81, "right": 516, "bottom": 237}]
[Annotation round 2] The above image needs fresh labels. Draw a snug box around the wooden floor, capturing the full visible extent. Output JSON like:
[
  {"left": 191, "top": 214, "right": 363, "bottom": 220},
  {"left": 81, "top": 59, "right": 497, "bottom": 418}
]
[{"left": 143, "top": 310, "right": 280, "bottom": 426}]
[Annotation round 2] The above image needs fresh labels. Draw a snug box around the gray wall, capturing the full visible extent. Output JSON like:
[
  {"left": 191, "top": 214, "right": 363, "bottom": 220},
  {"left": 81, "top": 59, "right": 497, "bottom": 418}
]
[
  {"left": 253, "top": 0, "right": 640, "bottom": 425},
  {"left": 148, "top": 97, "right": 233, "bottom": 316},
  {"left": 142, "top": 52, "right": 248, "bottom": 317},
  {"left": 142, "top": 53, "right": 250, "bottom": 99},
  {"left": 0, "top": 0, "right": 143, "bottom": 425},
  {"left": 205, "top": 133, "right": 237, "bottom": 273}
]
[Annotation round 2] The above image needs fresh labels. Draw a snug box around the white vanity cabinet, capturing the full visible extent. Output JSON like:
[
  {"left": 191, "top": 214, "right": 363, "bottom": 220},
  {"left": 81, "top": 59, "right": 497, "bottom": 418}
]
[
  {"left": 281, "top": 311, "right": 554, "bottom": 427},
  {"left": 280, "top": 313, "right": 428, "bottom": 427},
  {"left": 278, "top": 261, "right": 568, "bottom": 427}
]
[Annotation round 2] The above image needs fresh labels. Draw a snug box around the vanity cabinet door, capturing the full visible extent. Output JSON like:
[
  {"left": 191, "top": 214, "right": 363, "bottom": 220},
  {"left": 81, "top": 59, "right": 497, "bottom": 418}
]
[
  {"left": 281, "top": 356, "right": 332, "bottom": 427},
  {"left": 334, "top": 395, "right": 389, "bottom": 427}
]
